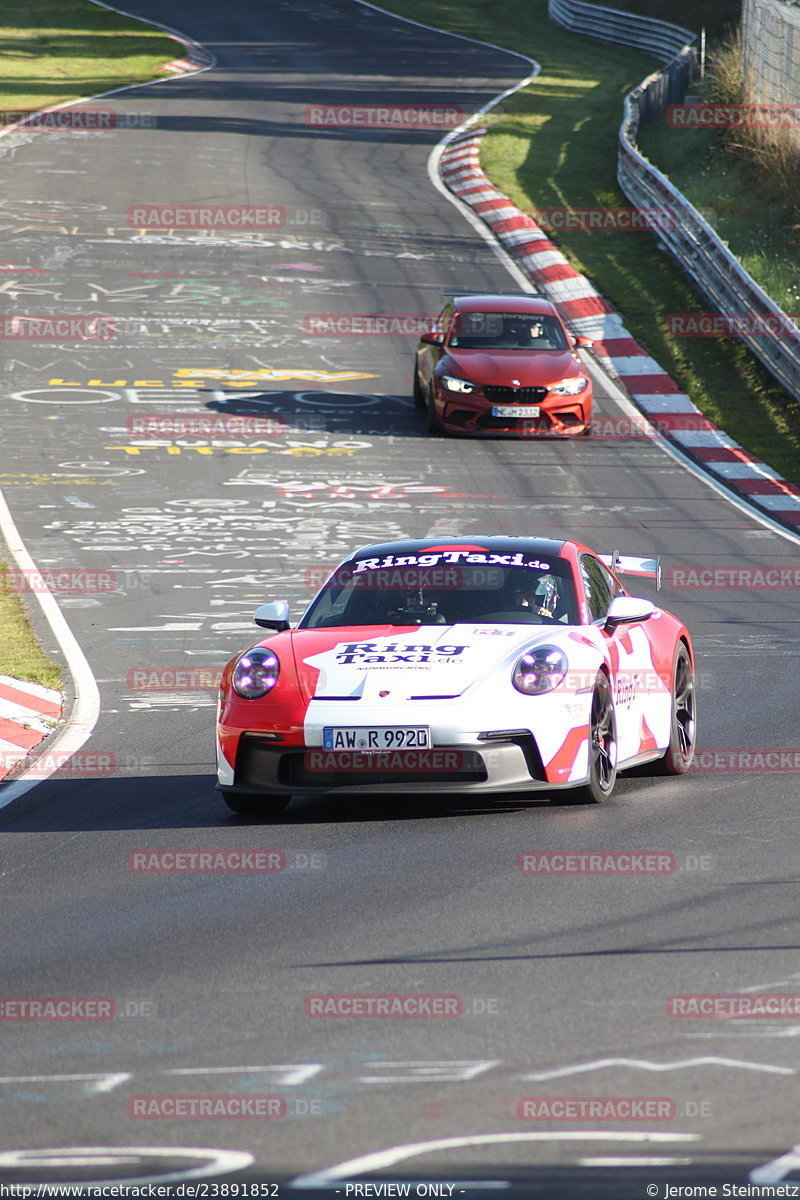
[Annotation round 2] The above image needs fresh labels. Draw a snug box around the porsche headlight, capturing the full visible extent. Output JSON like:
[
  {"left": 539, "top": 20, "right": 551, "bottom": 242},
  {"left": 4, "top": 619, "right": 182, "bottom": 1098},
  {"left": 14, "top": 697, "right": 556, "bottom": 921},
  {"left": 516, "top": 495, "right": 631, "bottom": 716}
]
[
  {"left": 441, "top": 375, "right": 477, "bottom": 393},
  {"left": 232, "top": 647, "right": 280, "bottom": 699},
  {"left": 549, "top": 376, "right": 588, "bottom": 395},
  {"left": 513, "top": 646, "right": 568, "bottom": 694}
]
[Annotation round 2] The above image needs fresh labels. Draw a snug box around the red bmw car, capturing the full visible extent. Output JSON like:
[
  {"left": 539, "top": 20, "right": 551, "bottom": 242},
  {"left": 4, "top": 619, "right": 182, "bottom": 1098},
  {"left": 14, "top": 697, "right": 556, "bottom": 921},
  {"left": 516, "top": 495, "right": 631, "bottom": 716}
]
[{"left": 413, "top": 293, "right": 593, "bottom": 436}]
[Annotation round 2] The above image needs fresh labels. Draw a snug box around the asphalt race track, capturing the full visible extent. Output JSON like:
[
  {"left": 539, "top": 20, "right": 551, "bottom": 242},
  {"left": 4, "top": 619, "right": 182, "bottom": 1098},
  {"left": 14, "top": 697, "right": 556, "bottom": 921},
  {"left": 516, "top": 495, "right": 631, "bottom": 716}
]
[{"left": 1, "top": 0, "right": 800, "bottom": 1193}]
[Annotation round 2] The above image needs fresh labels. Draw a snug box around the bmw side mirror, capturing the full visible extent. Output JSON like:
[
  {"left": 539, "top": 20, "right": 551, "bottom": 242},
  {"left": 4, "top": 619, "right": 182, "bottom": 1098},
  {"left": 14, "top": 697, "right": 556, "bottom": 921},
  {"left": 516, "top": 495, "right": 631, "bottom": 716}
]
[
  {"left": 604, "top": 596, "right": 655, "bottom": 633},
  {"left": 420, "top": 332, "right": 444, "bottom": 346},
  {"left": 254, "top": 601, "right": 290, "bottom": 631},
  {"left": 573, "top": 335, "right": 594, "bottom": 349}
]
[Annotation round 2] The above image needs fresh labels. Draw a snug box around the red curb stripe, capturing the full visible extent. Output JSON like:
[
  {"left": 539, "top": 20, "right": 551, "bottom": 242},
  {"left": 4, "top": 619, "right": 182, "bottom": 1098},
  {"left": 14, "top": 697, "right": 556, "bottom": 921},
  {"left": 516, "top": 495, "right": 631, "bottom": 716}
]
[
  {"left": 0, "top": 718, "right": 44, "bottom": 751},
  {"left": 734, "top": 478, "right": 800, "bottom": 496},
  {"left": 514, "top": 238, "right": 564, "bottom": 259},
  {"left": 557, "top": 296, "right": 616, "bottom": 319},
  {"left": 648, "top": 413, "right": 718, "bottom": 432},
  {"left": 592, "top": 338, "right": 647, "bottom": 356},
  {"left": 688, "top": 447, "right": 757, "bottom": 462},
  {"left": 0, "top": 681, "right": 61, "bottom": 718},
  {"left": 493, "top": 215, "right": 542, "bottom": 234},
  {"left": 619, "top": 374, "right": 682, "bottom": 393},
  {"left": 472, "top": 198, "right": 514, "bottom": 214},
  {"left": 532, "top": 262, "right": 582, "bottom": 284}
]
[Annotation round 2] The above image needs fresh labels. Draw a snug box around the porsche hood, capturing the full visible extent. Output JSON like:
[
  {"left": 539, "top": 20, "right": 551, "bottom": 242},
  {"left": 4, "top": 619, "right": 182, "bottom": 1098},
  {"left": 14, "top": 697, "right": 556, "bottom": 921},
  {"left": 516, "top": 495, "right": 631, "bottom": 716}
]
[{"left": 290, "top": 624, "right": 574, "bottom": 703}]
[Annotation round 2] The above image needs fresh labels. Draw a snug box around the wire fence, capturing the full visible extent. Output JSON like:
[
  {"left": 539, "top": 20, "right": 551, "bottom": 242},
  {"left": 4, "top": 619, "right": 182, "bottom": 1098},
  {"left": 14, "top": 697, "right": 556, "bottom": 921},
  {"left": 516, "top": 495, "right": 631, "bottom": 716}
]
[{"left": 742, "top": 0, "right": 800, "bottom": 138}]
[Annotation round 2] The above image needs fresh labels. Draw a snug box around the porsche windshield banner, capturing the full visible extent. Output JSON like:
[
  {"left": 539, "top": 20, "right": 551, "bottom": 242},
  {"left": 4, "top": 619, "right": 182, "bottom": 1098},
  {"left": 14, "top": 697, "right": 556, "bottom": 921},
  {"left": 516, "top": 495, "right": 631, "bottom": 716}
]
[{"left": 352, "top": 551, "right": 551, "bottom": 571}]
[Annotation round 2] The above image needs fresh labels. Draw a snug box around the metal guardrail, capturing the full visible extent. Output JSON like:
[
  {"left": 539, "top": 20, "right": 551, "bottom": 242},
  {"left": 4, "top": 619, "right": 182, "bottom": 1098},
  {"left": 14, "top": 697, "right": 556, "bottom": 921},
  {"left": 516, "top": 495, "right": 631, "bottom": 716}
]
[
  {"left": 547, "top": 0, "right": 800, "bottom": 404},
  {"left": 549, "top": 0, "right": 694, "bottom": 62}
]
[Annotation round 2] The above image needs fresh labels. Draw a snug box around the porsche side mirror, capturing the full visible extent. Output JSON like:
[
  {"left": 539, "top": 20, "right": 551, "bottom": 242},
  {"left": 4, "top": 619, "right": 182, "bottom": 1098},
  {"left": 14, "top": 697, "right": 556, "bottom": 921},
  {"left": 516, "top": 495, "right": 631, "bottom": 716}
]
[
  {"left": 604, "top": 596, "right": 656, "bottom": 632},
  {"left": 420, "top": 332, "right": 444, "bottom": 346},
  {"left": 573, "top": 335, "right": 594, "bottom": 349},
  {"left": 254, "top": 601, "right": 290, "bottom": 631}
]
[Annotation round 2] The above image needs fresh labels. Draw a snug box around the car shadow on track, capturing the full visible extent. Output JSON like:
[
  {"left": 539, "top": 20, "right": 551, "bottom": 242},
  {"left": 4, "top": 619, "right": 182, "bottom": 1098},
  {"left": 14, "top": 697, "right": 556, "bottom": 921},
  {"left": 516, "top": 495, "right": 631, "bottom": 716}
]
[
  {"left": 0, "top": 772, "right": 572, "bottom": 831},
  {"left": 204, "top": 390, "right": 426, "bottom": 439}
]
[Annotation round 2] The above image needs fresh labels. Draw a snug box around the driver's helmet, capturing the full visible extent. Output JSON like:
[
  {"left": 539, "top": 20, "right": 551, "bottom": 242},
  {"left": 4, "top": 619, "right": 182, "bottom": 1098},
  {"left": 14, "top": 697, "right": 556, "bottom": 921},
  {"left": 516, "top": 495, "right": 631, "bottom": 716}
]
[{"left": 511, "top": 574, "right": 560, "bottom": 617}]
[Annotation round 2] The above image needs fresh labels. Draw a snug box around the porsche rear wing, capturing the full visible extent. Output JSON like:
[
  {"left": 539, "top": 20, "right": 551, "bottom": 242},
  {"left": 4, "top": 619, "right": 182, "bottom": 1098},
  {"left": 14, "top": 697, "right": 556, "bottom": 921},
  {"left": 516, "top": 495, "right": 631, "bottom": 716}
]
[{"left": 601, "top": 552, "right": 662, "bottom": 591}]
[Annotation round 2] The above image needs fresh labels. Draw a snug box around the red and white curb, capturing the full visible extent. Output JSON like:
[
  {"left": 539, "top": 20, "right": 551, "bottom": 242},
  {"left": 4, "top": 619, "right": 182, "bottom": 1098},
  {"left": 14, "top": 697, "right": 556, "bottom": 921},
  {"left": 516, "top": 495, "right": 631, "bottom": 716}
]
[
  {"left": 440, "top": 126, "right": 800, "bottom": 531},
  {"left": 0, "top": 676, "right": 62, "bottom": 780}
]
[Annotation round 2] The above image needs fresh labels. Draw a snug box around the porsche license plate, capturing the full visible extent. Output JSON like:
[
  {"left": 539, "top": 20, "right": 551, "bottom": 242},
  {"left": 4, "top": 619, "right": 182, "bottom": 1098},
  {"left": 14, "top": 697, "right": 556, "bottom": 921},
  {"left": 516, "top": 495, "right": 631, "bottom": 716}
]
[
  {"left": 323, "top": 726, "right": 431, "bottom": 751},
  {"left": 491, "top": 404, "right": 540, "bottom": 418}
]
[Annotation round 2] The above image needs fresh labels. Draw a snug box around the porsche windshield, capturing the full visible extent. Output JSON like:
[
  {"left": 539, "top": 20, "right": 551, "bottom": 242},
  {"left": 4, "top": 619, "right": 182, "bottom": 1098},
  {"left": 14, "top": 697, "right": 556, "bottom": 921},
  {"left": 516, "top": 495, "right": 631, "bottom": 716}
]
[
  {"left": 447, "top": 310, "right": 569, "bottom": 351},
  {"left": 300, "top": 558, "right": 579, "bottom": 628}
]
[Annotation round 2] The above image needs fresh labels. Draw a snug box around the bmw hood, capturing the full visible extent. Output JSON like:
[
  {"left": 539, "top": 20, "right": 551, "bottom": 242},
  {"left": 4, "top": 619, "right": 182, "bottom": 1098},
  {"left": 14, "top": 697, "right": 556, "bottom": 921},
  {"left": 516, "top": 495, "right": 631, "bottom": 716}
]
[
  {"left": 293, "top": 624, "right": 574, "bottom": 702},
  {"left": 440, "top": 348, "right": 581, "bottom": 388}
]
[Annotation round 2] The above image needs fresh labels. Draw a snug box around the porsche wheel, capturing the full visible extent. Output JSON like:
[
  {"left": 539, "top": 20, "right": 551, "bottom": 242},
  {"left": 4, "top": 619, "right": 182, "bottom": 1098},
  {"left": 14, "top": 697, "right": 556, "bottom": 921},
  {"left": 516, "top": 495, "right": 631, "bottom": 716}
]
[
  {"left": 564, "top": 672, "right": 617, "bottom": 803},
  {"left": 657, "top": 642, "right": 696, "bottom": 774},
  {"left": 222, "top": 791, "right": 291, "bottom": 817}
]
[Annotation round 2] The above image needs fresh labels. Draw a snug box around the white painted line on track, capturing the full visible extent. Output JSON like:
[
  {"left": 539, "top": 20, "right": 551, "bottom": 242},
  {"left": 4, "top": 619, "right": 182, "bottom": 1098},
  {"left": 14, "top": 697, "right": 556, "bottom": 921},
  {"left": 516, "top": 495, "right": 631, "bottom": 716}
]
[
  {"left": 360, "top": 0, "right": 800, "bottom": 550},
  {"left": 0, "top": 3, "right": 216, "bottom": 809},
  {"left": 290, "top": 1131, "right": 700, "bottom": 1188},
  {"left": 524, "top": 1055, "right": 796, "bottom": 1081},
  {"left": 355, "top": 0, "right": 541, "bottom": 294},
  {"left": 0, "top": 491, "right": 100, "bottom": 809}
]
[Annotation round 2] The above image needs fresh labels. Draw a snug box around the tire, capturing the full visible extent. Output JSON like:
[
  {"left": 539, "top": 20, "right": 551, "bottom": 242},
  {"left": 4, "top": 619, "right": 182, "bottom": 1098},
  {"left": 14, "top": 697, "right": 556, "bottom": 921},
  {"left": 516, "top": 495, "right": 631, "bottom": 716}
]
[
  {"left": 656, "top": 641, "right": 696, "bottom": 774},
  {"left": 425, "top": 385, "right": 443, "bottom": 436},
  {"left": 222, "top": 791, "right": 291, "bottom": 817},
  {"left": 562, "top": 671, "right": 617, "bottom": 804},
  {"left": 413, "top": 365, "right": 426, "bottom": 409}
]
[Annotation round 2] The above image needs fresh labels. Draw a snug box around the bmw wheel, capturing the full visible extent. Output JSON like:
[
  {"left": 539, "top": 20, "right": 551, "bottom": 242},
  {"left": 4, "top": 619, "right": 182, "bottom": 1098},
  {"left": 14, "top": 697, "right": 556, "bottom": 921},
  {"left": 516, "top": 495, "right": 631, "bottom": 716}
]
[{"left": 413, "top": 365, "right": 426, "bottom": 409}]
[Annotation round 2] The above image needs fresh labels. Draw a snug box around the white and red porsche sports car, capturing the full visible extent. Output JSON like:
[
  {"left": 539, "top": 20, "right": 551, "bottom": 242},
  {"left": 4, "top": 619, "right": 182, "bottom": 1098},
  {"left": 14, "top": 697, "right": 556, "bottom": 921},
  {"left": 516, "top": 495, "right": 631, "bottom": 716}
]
[{"left": 216, "top": 537, "right": 696, "bottom": 815}]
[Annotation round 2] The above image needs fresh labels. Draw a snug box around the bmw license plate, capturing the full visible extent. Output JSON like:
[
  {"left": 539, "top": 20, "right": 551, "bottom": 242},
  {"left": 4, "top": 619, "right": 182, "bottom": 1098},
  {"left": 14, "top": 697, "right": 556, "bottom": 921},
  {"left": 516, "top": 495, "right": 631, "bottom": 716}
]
[
  {"left": 323, "top": 726, "right": 431, "bottom": 751},
  {"left": 491, "top": 404, "right": 540, "bottom": 418}
]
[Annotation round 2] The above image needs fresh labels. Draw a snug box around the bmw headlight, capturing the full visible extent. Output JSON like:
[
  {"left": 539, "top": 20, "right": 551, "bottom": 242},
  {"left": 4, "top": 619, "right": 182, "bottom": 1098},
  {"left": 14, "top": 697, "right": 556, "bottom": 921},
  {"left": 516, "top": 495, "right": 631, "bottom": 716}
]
[
  {"left": 549, "top": 376, "right": 588, "bottom": 395},
  {"left": 513, "top": 646, "right": 568, "bottom": 695},
  {"left": 441, "top": 375, "right": 477, "bottom": 393},
  {"left": 232, "top": 646, "right": 280, "bottom": 699}
]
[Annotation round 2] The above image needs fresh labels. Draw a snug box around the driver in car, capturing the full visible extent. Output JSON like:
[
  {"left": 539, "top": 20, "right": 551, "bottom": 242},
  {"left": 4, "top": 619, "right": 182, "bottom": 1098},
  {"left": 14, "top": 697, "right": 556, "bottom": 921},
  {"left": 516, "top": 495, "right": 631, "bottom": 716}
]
[{"left": 511, "top": 574, "right": 562, "bottom": 619}]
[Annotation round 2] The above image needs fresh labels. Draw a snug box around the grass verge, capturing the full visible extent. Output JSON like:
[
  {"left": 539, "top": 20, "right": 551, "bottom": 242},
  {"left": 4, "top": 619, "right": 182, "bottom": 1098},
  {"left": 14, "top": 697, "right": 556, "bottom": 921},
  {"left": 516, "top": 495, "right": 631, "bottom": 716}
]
[
  {"left": 0, "top": 564, "right": 62, "bottom": 689},
  {"left": 379, "top": 0, "right": 800, "bottom": 481},
  {"left": 0, "top": 0, "right": 178, "bottom": 113}
]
